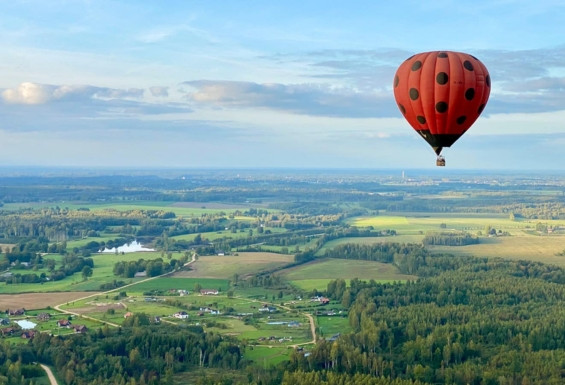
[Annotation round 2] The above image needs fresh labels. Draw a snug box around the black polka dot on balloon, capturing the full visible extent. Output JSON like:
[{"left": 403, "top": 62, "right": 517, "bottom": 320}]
[
  {"left": 465, "top": 88, "right": 475, "bottom": 100},
  {"left": 464, "top": 60, "right": 474, "bottom": 71},
  {"left": 411, "top": 61, "right": 422, "bottom": 71},
  {"left": 399, "top": 104, "right": 406, "bottom": 115},
  {"left": 436, "top": 72, "right": 448, "bottom": 85},
  {"left": 436, "top": 101, "right": 448, "bottom": 113},
  {"left": 478, "top": 104, "right": 485, "bottom": 114},
  {"left": 438, "top": 52, "right": 448, "bottom": 58},
  {"left": 457, "top": 116, "right": 467, "bottom": 125},
  {"left": 417, "top": 116, "right": 426, "bottom": 124},
  {"left": 409, "top": 88, "right": 419, "bottom": 100},
  {"left": 486, "top": 75, "right": 491, "bottom": 87},
  {"left": 394, "top": 76, "right": 399, "bottom": 87}
]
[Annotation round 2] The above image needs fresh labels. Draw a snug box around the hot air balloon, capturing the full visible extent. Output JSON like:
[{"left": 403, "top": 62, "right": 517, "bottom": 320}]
[{"left": 393, "top": 51, "right": 491, "bottom": 166}]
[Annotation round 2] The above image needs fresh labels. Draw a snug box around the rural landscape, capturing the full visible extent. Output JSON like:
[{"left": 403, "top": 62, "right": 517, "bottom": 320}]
[
  {"left": 3, "top": 0, "right": 565, "bottom": 384},
  {"left": 1, "top": 168, "right": 565, "bottom": 384}
]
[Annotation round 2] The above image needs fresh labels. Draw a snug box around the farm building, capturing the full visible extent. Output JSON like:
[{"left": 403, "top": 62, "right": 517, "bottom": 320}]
[
  {"left": 37, "top": 313, "right": 51, "bottom": 321},
  {"left": 258, "top": 304, "right": 277, "bottom": 313},
  {"left": 311, "top": 296, "right": 330, "bottom": 305},
  {"left": 8, "top": 308, "right": 25, "bottom": 316},
  {"left": 173, "top": 311, "right": 189, "bottom": 319},
  {"left": 1, "top": 327, "right": 16, "bottom": 336},
  {"left": 57, "top": 320, "right": 72, "bottom": 328},
  {"left": 21, "top": 330, "right": 36, "bottom": 339},
  {"left": 199, "top": 307, "right": 221, "bottom": 315},
  {"left": 200, "top": 289, "right": 219, "bottom": 295},
  {"left": 73, "top": 325, "right": 88, "bottom": 333}
]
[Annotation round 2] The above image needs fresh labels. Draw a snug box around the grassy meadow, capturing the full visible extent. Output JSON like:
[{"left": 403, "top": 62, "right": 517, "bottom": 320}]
[
  {"left": 428, "top": 234, "right": 565, "bottom": 265},
  {"left": 128, "top": 277, "right": 230, "bottom": 293},
  {"left": 317, "top": 315, "right": 351, "bottom": 338},
  {"left": 174, "top": 252, "right": 294, "bottom": 279},
  {"left": 279, "top": 258, "right": 416, "bottom": 291},
  {"left": 170, "top": 226, "right": 287, "bottom": 243},
  {"left": 244, "top": 346, "right": 292, "bottom": 367},
  {"left": 0, "top": 250, "right": 167, "bottom": 294},
  {"left": 348, "top": 213, "right": 565, "bottom": 234}
]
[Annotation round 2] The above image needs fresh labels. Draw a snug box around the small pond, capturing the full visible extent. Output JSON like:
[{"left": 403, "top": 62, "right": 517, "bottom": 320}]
[
  {"left": 101, "top": 240, "right": 155, "bottom": 253},
  {"left": 15, "top": 320, "right": 37, "bottom": 329}
]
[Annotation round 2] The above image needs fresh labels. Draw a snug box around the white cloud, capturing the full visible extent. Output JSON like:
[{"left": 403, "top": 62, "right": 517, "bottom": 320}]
[
  {"left": 2, "top": 82, "right": 53, "bottom": 105},
  {"left": 2, "top": 82, "right": 144, "bottom": 105},
  {"left": 182, "top": 80, "right": 394, "bottom": 118}
]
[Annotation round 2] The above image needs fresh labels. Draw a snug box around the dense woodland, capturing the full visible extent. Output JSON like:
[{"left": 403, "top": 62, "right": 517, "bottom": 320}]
[
  {"left": 2, "top": 170, "right": 565, "bottom": 384},
  {"left": 0, "top": 317, "right": 244, "bottom": 385},
  {"left": 289, "top": 256, "right": 565, "bottom": 384}
]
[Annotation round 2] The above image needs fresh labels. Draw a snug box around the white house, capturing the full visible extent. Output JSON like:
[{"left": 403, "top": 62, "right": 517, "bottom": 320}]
[{"left": 173, "top": 311, "right": 189, "bottom": 319}]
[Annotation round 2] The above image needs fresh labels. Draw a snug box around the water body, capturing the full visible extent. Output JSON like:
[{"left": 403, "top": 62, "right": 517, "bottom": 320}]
[
  {"left": 16, "top": 320, "right": 37, "bottom": 329},
  {"left": 101, "top": 240, "right": 154, "bottom": 253}
]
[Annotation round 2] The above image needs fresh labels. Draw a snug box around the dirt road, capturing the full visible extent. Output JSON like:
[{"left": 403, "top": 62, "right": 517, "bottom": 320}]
[{"left": 40, "top": 364, "right": 59, "bottom": 385}]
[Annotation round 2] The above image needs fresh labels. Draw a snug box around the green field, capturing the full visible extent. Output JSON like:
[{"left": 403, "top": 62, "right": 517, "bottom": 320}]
[
  {"left": 127, "top": 277, "right": 230, "bottom": 293},
  {"left": 279, "top": 258, "right": 416, "bottom": 291},
  {"left": 429, "top": 233, "right": 565, "bottom": 266},
  {"left": 244, "top": 346, "right": 292, "bottom": 367},
  {"left": 174, "top": 252, "right": 294, "bottom": 279},
  {"left": 347, "top": 213, "right": 565, "bottom": 235},
  {"left": 0, "top": 251, "right": 166, "bottom": 294},
  {"left": 317, "top": 315, "right": 350, "bottom": 338},
  {"left": 171, "top": 227, "right": 287, "bottom": 243}
]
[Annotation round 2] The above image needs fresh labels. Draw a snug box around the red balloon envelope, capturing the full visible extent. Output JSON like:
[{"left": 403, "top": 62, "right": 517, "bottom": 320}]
[{"left": 393, "top": 51, "right": 491, "bottom": 160}]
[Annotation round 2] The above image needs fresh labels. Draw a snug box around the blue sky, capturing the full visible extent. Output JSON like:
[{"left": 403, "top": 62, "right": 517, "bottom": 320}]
[{"left": 1, "top": 0, "right": 565, "bottom": 170}]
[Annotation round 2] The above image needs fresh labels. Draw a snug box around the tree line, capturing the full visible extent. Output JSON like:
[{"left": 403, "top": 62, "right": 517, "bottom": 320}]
[{"left": 422, "top": 231, "right": 479, "bottom": 246}]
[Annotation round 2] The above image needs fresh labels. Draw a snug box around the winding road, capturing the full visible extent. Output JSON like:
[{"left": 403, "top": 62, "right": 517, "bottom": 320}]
[{"left": 40, "top": 364, "right": 58, "bottom": 385}]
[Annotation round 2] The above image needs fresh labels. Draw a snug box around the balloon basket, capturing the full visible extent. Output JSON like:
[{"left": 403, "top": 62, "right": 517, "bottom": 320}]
[{"left": 436, "top": 156, "right": 446, "bottom": 167}]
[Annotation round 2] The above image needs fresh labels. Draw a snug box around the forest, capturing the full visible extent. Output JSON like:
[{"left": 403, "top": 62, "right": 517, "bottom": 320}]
[{"left": 1, "top": 169, "right": 565, "bottom": 384}]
